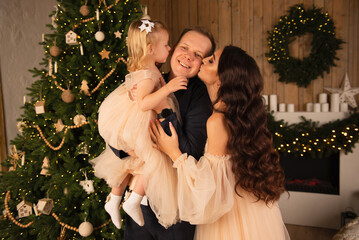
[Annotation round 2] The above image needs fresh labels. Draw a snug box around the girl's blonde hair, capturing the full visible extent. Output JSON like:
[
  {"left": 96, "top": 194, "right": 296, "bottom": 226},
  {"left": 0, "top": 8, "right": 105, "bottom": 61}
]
[{"left": 127, "top": 18, "right": 167, "bottom": 72}]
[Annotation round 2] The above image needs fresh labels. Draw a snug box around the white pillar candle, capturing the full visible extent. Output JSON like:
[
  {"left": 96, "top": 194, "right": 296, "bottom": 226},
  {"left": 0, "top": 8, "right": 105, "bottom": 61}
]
[
  {"left": 278, "top": 103, "right": 286, "bottom": 112},
  {"left": 319, "top": 93, "right": 328, "bottom": 103},
  {"left": 23, "top": 95, "right": 26, "bottom": 104},
  {"left": 306, "top": 103, "right": 313, "bottom": 112},
  {"left": 262, "top": 95, "right": 268, "bottom": 106},
  {"left": 80, "top": 43, "right": 84, "bottom": 55},
  {"left": 330, "top": 93, "right": 340, "bottom": 112},
  {"left": 321, "top": 103, "right": 329, "bottom": 112},
  {"left": 313, "top": 103, "right": 321, "bottom": 112},
  {"left": 54, "top": 61, "right": 57, "bottom": 73},
  {"left": 269, "top": 94, "right": 277, "bottom": 112},
  {"left": 340, "top": 102, "right": 348, "bottom": 112},
  {"left": 287, "top": 103, "right": 294, "bottom": 112},
  {"left": 21, "top": 154, "right": 25, "bottom": 166},
  {"left": 42, "top": 33, "right": 45, "bottom": 42},
  {"left": 96, "top": 9, "right": 100, "bottom": 21}
]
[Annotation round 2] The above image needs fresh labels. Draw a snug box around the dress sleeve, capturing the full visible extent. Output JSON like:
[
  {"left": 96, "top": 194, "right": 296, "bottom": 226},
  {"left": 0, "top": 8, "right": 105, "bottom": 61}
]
[{"left": 173, "top": 153, "right": 235, "bottom": 224}]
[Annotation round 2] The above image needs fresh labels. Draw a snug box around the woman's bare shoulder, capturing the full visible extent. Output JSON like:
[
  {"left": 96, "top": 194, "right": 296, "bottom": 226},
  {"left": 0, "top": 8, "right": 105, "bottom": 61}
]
[{"left": 206, "top": 112, "right": 229, "bottom": 155}]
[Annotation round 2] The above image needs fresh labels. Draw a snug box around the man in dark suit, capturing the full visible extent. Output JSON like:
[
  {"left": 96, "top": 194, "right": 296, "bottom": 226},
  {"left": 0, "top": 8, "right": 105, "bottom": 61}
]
[{"left": 124, "top": 26, "right": 216, "bottom": 240}]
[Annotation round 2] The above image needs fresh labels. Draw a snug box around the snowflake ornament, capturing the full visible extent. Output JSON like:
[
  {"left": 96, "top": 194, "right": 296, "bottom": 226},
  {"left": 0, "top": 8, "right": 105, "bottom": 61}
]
[
  {"left": 80, "top": 170, "right": 94, "bottom": 194},
  {"left": 139, "top": 19, "right": 154, "bottom": 34}
]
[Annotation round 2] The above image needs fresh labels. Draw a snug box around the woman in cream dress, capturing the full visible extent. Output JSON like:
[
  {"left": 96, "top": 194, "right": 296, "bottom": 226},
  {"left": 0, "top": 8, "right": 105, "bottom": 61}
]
[{"left": 150, "top": 46, "right": 291, "bottom": 240}]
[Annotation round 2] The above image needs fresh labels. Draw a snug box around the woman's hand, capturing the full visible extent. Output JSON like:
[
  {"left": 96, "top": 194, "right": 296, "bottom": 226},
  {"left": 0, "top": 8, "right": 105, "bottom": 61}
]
[{"left": 149, "top": 119, "right": 182, "bottom": 161}]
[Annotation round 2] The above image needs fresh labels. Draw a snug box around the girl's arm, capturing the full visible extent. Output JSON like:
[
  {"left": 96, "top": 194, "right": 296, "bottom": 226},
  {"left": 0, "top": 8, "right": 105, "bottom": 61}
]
[{"left": 136, "top": 76, "right": 188, "bottom": 112}]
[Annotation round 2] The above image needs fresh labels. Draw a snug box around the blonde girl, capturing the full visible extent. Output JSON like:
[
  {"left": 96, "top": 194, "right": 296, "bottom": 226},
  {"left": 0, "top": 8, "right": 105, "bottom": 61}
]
[{"left": 91, "top": 18, "right": 186, "bottom": 229}]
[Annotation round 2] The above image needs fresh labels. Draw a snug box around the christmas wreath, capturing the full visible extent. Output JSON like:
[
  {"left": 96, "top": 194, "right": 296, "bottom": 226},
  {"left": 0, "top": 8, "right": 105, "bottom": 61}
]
[{"left": 266, "top": 4, "right": 343, "bottom": 87}]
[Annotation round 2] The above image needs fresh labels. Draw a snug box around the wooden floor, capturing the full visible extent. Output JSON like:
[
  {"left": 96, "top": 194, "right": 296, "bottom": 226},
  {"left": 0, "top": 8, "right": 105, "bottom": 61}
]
[{"left": 286, "top": 224, "right": 338, "bottom": 240}]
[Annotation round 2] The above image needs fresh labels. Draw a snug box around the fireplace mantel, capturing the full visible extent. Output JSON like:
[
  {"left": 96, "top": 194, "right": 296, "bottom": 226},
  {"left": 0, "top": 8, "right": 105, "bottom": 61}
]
[
  {"left": 273, "top": 112, "right": 349, "bottom": 125},
  {"left": 276, "top": 112, "right": 359, "bottom": 229}
]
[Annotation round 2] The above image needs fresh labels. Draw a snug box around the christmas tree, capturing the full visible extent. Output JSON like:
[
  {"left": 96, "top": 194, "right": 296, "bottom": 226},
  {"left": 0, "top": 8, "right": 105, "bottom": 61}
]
[{"left": 0, "top": 0, "right": 142, "bottom": 239}]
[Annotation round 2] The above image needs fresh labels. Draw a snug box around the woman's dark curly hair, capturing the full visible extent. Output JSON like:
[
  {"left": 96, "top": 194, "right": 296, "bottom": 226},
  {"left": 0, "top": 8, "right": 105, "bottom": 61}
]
[{"left": 215, "top": 46, "right": 286, "bottom": 204}]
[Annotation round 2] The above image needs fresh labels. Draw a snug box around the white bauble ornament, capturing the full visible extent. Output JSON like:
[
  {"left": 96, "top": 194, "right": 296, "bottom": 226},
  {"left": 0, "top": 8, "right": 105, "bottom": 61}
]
[
  {"left": 73, "top": 114, "right": 86, "bottom": 125},
  {"left": 95, "top": 31, "right": 105, "bottom": 42},
  {"left": 78, "top": 221, "right": 93, "bottom": 237}
]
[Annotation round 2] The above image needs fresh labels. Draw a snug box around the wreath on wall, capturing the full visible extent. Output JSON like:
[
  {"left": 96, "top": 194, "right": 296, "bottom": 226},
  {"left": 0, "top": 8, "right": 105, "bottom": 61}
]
[{"left": 266, "top": 4, "right": 344, "bottom": 87}]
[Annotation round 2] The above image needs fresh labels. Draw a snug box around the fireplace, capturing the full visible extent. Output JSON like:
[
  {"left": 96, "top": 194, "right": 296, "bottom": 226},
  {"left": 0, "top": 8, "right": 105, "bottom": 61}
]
[
  {"left": 280, "top": 152, "right": 339, "bottom": 195},
  {"left": 274, "top": 112, "right": 358, "bottom": 229}
]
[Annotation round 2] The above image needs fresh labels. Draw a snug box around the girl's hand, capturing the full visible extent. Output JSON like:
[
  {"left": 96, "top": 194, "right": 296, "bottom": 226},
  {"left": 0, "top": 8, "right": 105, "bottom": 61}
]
[
  {"left": 164, "top": 76, "right": 188, "bottom": 94},
  {"left": 149, "top": 119, "right": 182, "bottom": 161}
]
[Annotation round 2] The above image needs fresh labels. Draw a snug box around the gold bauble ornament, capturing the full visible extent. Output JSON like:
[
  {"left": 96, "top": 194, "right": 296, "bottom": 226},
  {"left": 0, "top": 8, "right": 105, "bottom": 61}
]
[
  {"left": 49, "top": 46, "right": 61, "bottom": 57},
  {"left": 79, "top": 5, "right": 90, "bottom": 16},
  {"left": 61, "top": 89, "right": 75, "bottom": 103}
]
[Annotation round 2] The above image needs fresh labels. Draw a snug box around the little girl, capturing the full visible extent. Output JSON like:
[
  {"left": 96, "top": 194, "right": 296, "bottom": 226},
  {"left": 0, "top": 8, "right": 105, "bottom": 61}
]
[{"left": 90, "top": 18, "right": 186, "bottom": 229}]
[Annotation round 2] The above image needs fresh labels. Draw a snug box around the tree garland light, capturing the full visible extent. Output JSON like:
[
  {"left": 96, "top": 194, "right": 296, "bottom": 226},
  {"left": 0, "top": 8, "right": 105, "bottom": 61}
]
[
  {"left": 268, "top": 112, "right": 359, "bottom": 157},
  {"left": 266, "top": 4, "right": 344, "bottom": 87}
]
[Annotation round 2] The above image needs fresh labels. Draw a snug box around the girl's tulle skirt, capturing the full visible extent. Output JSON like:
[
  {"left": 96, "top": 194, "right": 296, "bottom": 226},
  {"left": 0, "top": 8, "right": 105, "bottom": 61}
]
[{"left": 90, "top": 83, "right": 179, "bottom": 228}]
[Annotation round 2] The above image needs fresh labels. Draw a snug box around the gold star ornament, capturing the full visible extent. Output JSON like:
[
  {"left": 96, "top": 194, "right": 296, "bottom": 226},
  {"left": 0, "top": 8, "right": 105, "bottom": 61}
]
[
  {"left": 99, "top": 48, "right": 110, "bottom": 59},
  {"left": 54, "top": 119, "right": 65, "bottom": 132},
  {"left": 114, "top": 30, "right": 122, "bottom": 39}
]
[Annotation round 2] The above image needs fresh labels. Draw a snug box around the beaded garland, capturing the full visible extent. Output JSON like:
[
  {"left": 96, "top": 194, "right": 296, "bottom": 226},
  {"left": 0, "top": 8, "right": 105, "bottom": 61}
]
[
  {"left": 266, "top": 4, "right": 343, "bottom": 87},
  {"left": 4, "top": 191, "right": 111, "bottom": 233},
  {"left": 52, "top": 57, "right": 127, "bottom": 96}
]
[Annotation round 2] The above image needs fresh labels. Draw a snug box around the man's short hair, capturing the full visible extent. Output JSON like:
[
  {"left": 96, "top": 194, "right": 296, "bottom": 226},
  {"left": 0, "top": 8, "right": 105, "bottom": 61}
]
[{"left": 175, "top": 26, "right": 216, "bottom": 57}]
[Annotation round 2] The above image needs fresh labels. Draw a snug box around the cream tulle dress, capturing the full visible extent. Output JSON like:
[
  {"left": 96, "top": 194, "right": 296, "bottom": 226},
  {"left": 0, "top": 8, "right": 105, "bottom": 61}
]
[
  {"left": 173, "top": 147, "right": 291, "bottom": 240},
  {"left": 90, "top": 69, "right": 179, "bottom": 228}
]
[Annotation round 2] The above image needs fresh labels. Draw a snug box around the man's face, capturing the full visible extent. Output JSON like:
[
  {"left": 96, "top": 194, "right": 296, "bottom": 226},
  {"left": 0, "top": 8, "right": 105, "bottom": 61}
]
[{"left": 170, "top": 31, "right": 212, "bottom": 79}]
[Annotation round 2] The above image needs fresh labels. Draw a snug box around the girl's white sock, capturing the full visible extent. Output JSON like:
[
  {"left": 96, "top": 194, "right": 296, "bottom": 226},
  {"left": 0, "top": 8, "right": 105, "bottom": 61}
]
[
  {"left": 123, "top": 192, "right": 144, "bottom": 226},
  {"left": 104, "top": 193, "right": 122, "bottom": 229}
]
